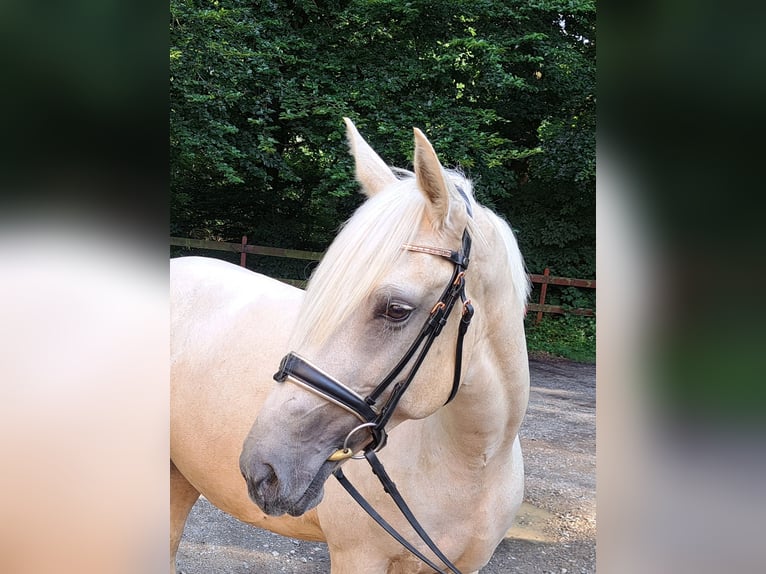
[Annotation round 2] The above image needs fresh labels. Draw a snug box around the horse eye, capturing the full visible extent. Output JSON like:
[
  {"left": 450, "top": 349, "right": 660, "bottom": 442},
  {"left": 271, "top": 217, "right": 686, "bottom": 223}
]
[{"left": 383, "top": 303, "right": 413, "bottom": 323}]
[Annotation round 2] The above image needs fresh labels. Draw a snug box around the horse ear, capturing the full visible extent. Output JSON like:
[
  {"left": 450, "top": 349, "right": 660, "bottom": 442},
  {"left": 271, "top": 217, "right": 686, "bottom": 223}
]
[
  {"left": 343, "top": 117, "right": 397, "bottom": 197},
  {"left": 413, "top": 127, "right": 450, "bottom": 228}
]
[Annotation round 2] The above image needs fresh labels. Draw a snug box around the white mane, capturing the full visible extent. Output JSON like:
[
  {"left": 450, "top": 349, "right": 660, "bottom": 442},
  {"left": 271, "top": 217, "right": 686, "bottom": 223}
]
[{"left": 479, "top": 207, "right": 532, "bottom": 308}]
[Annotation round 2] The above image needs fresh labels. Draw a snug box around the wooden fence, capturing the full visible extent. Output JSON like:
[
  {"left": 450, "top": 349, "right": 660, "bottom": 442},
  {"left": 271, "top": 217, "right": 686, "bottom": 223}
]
[{"left": 171, "top": 236, "right": 595, "bottom": 322}]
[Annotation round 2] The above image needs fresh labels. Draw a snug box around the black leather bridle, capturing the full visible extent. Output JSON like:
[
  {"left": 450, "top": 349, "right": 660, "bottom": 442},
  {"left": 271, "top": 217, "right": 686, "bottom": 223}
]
[{"left": 273, "top": 201, "right": 475, "bottom": 573}]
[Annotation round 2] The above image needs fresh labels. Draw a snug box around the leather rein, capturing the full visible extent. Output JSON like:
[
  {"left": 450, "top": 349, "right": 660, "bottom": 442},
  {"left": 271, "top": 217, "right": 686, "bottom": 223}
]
[{"left": 273, "top": 209, "right": 474, "bottom": 573}]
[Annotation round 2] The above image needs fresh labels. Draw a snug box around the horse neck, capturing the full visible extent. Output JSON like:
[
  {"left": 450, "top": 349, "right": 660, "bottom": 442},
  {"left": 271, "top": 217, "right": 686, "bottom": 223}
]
[{"left": 430, "top": 211, "right": 530, "bottom": 464}]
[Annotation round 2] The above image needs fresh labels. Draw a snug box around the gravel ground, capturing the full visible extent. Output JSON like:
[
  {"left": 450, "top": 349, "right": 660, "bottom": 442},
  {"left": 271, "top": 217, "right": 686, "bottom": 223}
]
[{"left": 177, "top": 356, "right": 595, "bottom": 573}]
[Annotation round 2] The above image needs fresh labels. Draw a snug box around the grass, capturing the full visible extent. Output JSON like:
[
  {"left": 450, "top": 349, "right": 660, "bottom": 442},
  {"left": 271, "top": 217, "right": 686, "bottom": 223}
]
[{"left": 524, "top": 314, "right": 595, "bottom": 363}]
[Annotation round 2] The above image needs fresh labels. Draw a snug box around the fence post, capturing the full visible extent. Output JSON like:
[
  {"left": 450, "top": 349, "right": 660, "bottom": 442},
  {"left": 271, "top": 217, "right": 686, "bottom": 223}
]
[
  {"left": 240, "top": 235, "right": 247, "bottom": 267},
  {"left": 536, "top": 267, "right": 550, "bottom": 324}
]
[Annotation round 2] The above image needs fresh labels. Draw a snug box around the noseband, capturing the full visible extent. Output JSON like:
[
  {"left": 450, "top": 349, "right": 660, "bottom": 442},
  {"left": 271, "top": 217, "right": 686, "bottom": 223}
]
[{"left": 272, "top": 206, "right": 474, "bottom": 573}]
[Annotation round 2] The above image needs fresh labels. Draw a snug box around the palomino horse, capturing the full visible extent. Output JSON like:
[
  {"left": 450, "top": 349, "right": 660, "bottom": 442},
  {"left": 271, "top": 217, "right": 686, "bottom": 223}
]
[{"left": 171, "top": 118, "right": 530, "bottom": 573}]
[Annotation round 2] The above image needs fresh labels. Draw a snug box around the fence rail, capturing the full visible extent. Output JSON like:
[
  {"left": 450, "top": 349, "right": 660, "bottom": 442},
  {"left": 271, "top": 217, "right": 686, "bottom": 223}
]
[{"left": 171, "top": 236, "right": 595, "bottom": 321}]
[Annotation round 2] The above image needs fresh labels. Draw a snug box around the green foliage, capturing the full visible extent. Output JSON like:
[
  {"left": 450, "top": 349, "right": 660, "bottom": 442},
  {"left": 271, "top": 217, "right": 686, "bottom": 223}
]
[
  {"left": 170, "top": 0, "right": 595, "bottom": 276},
  {"left": 525, "top": 314, "right": 595, "bottom": 363}
]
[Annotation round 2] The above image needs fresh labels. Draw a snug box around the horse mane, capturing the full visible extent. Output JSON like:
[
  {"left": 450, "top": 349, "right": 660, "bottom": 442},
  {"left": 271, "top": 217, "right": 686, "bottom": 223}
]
[
  {"left": 479, "top": 206, "right": 532, "bottom": 309},
  {"left": 289, "top": 170, "right": 528, "bottom": 349}
]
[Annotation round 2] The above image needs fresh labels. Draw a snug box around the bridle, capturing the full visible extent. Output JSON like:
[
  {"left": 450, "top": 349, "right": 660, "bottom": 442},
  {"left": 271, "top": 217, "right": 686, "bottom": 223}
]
[{"left": 273, "top": 196, "right": 475, "bottom": 573}]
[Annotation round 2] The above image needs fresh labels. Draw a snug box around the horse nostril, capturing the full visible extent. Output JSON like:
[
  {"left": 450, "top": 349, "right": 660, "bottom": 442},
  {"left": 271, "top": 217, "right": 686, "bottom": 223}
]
[
  {"left": 241, "top": 459, "right": 282, "bottom": 507},
  {"left": 261, "top": 463, "right": 278, "bottom": 488}
]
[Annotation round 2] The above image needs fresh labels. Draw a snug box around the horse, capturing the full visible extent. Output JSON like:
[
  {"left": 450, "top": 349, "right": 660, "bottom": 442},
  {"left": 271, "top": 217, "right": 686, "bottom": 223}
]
[{"left": 170, "top": 118, "right": 530, "bottom": 574}]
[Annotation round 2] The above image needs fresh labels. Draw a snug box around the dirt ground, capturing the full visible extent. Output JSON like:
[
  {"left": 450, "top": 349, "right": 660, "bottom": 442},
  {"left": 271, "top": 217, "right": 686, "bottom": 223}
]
[{"left": 177, "top": 356, "right": 595, "bottom": 573}]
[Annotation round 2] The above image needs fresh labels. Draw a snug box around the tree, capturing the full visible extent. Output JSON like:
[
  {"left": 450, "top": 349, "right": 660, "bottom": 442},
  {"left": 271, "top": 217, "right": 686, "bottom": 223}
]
[{"left": 170, "top": 0, "right": 595, "bottom": 278}]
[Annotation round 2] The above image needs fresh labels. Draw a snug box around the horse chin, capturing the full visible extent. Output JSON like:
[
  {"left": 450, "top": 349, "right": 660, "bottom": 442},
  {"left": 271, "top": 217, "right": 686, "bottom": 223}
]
[{"left": 244, "top": 458, "right": 337, "bottom": 517}]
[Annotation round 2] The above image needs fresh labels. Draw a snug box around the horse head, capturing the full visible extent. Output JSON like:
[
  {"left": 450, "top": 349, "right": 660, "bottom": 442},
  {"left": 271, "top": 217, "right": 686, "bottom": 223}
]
[{"left": 240, "top": 119, "right": 483, "bottom": 517}]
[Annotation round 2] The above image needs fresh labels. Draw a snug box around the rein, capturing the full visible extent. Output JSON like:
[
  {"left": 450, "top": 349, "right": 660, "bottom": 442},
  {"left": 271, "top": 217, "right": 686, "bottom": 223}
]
[{"left": 273, "top": 217, "right": 474, "bottom": 573}]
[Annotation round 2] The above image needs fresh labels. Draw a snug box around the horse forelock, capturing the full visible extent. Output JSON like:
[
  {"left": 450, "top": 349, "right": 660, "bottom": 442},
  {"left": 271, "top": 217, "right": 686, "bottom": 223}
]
[
  {"left": 288, "top": 177, "right": 425, "bottom": 350},
  {"left": 289, "top": 170, "right": 477, "bottom": 351}
]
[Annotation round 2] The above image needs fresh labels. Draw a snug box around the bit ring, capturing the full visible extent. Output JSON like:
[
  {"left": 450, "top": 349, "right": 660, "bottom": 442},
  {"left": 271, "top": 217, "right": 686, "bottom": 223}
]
[{"left": 327, "top": 422, "right": 378, "bottom": 461}]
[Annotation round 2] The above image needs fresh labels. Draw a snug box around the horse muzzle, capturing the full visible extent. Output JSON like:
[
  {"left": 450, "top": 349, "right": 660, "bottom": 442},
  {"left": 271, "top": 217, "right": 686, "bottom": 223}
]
[{"left": 239, "top": 449, "right": 336, "bottom": 516}]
